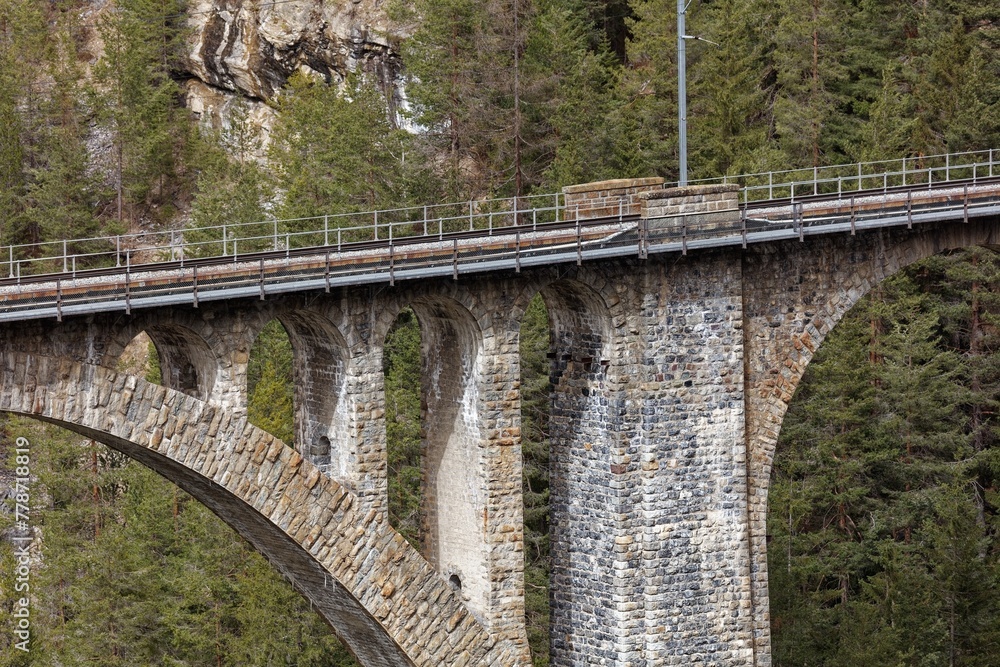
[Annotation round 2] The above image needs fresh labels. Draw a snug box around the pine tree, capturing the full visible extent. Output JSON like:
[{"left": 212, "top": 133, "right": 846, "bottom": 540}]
[
  {"left": 269, "top": 73, "right": 412, "bottom": 225},
  {"left": 247, "top": 320, "right": 294, "bottom": 446},
  {"left": 91, "top": 0, "right": 189, "bottom": 228},
  {"left": 384, "top": 309, "right": 423, "bottom": 546},
  {"left": 519, "top": 294, "right": 552, "bottom": 665},
  {"left": 686, "top": 0, "right": 782, "bottom": 177},
  {"left": 187, "top": 97, "right": 272, "bottom": 258},
  {"left": 773, "top": 0, "right": 851, "bottom": 166},
  {"left": 530, "top": 0, "right": 621, "bottom": 188}
]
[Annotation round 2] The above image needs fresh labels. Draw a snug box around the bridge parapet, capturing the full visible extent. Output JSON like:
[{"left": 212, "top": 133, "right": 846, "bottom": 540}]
[
  {"left": 641, "top": 183, "right": 741, "bottom": 230},
  {"left": 562, "top": 177, "right": 665, "bottom": 219}
]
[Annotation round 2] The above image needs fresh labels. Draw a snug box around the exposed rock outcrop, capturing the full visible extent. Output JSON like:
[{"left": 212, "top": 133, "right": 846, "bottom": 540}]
[{"left": 182, "top": 0, "right": 405, "bottom": 136}]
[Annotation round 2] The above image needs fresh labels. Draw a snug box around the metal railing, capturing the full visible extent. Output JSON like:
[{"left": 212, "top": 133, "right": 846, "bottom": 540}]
[
  {"left": 700, "top": 149, "right": 1000, "bottom": 204},
  {"left": 2, "top": 174, "right": 1000, "bottom": 323},
  {"left": 1, "top": 148, "right": 999, "bottom": 284}
]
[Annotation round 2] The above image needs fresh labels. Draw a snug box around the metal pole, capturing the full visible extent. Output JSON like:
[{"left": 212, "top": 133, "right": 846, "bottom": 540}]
[{"left": 677, "top": 0, "right": 688, "bottom": 186}]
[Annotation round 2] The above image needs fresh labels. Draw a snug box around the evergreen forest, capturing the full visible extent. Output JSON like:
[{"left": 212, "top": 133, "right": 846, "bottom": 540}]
[{"left": 2, "top": 0, "right": 1000, "bottom": 665}]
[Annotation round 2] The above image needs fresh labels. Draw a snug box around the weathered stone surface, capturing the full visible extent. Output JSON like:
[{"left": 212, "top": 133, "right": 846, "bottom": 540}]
[
  {"left": 0, "top": 351, "right": 522, "bottom": 667},
  {"left": 641, "top": 183, "right": 742, "bottom": 234},
  {"left": 182, "top": 0, "right": 405, "bottom": 144},
  {"left": 563, "top": 177, "right": 665, "bottom": 220},
  {"left": 2, "top": 214, "right": 998, "bottom": 666}
]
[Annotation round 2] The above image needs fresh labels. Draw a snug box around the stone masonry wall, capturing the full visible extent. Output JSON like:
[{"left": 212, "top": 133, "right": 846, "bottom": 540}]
[
  {"left": 641, "top": 184, "right": 742, "bottom": 235},
  {"left": 563, "top": 177, "right": 665, "bottom": 220},
  {"left": 6, "top": 214, "right": 996, "bottom": 667},
  {"left": 0, "top": 352, "right": 524, "bottom": 666},
  {"left": 629, "top": 251, "right": 755, "bottom": 665}
]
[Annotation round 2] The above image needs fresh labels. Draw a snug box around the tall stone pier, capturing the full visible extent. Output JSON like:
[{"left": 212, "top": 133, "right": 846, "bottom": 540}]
[{"left": 3, "top": 177, "right": 997, "bottom": 666}]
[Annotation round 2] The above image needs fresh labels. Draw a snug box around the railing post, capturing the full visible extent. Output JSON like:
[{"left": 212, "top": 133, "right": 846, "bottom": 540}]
[
  {"left": 222, "top": 224, "right": 227, "bottom": 256},
  {"left": 469, "top": 200, "right": 474, "bottom": 231},
  {"left": 768, "top": 171, "right": 773, "bottom": 199},
  {"left": 389, "top": 243, "right": 395, "bottom": 286},
  {"left": 858, "top": 162, "right": 862, "bottom": 191},
  {"left": 740, "top": 208, "right": 747, "bottom": 249},
  {"left": 274, "top": 220, "right": 279, "bottom": 251},
  {"left": 374, "top": 210, "right": 379, "bottom": 241},
  {"left": 8, "top": 246, "right": 12, "bottom": 278},
  {"left": 681, "top": 215, "right": 687, "bottom": 256},
  {"left": 515, "top": 227, "right": 521, "bottom": 273},
  {"left": 260, "top": 257, "right": 266, "bottom": 300},
  {"left": 813, "top": 166, "right": 818, "bottom": 195},
  {"left": 324, "top": 215, "right": 329, "bottom": 246},
  {"left": 902, "top": 157, "right": 907, "bottom": 187},
  {"left": 325, "top": 249, "right": 331, "bottom": 293},
  {"left": 423, "top": 205, "right": 428, "bottom": 236},
  {"left": 63, "top": 239, "right": 67, "bottom": 273},
  {"left": 576, "top": 216, "right": 582, "bottom": 265},
  {"left": 946, "top": 153, "right": 950, "bottom": 181},
  {"left": 116, "top": 236, "right": 121, "bottom": 267}
]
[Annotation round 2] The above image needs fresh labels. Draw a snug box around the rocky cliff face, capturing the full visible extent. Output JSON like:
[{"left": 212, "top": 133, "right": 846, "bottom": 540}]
[{"left": 181, "top": 0, "right": 405, "bottom": 139}]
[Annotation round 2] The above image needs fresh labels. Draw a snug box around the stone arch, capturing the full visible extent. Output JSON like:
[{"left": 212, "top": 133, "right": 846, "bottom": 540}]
[
  {"left": 252, "top": 309, "right": 351, "bottom": 478},
  {"left": 375, "top": 281, "right": 531, "bottom": 661},
  {"left": 744, "top": 219, "right": 1000, "bottom": 663},
  {"left": 144, "top": 323, "right": 219, "bottom": 401},
  {"left": 99, "top": 314, "right": 221, "bottom": 403},
  {"left": 512, "top": 274, "right": 623, "bottom": 665},
  {"left": 0, "top": 352, "right": 521, "bottom": 667},
  {"left": 405, "top": 295, "right": 489, "bottom": 621}
]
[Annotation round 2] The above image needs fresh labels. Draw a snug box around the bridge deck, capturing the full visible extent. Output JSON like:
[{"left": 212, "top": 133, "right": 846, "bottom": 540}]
[{"left": 2, "top": 178, "right": 1000, "bottom": 323}]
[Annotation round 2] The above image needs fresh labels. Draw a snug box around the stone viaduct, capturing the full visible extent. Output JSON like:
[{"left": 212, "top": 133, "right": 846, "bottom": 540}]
[{"left": 1, "top": 179, "right": 999, "bottom": 666}]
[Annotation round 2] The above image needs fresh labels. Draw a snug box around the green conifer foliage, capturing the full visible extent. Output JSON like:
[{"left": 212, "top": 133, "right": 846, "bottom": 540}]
[
  {"left": 771, "top": 252, "right": 1000, "bottom": 666},
  {"left": 269, "top": 73, "right": 412, "bottom": 225},
  {"left": 530, "top": 0, "right": 621, "bottom": 188},
  {"left": 519, "top": 294, "right": 552, "bottom": 665},
  {"left": 686, "top": 0, "right": 782, "bottom": 177},
  {"left": 773, "top": 0, "right": 851, "bottom": 165},
  {"left": 247, "top": 320, "right": 295, "bottom": 446},
  {"left": 187, "top": 97, "right": 272, "bottom": 257},
  {"left": 92, "top": 0, "right": 189, "bottom": 227},
  {"left": 384, "top": 308, "right": 423, "bottom": 546}
]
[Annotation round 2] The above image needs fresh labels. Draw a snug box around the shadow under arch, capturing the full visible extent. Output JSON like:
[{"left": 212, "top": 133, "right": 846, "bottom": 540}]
[
  {"left": 139, "top": 323, "right": 219, "bottom": 401},
  {"left": 398, "top": 295, "right": 489, "bottom": 621},
  {"left": 247, "top": 310, "right": 351, "bottom": 478},
  {"left": 515, "top": 275, "right": 619, "bottom": 664},
  {"left": 745, "top": 218, "right": 1000, "bottom": 661},
  {"left": 0, "top": 352, "right": 521, "bottom": 667}
]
